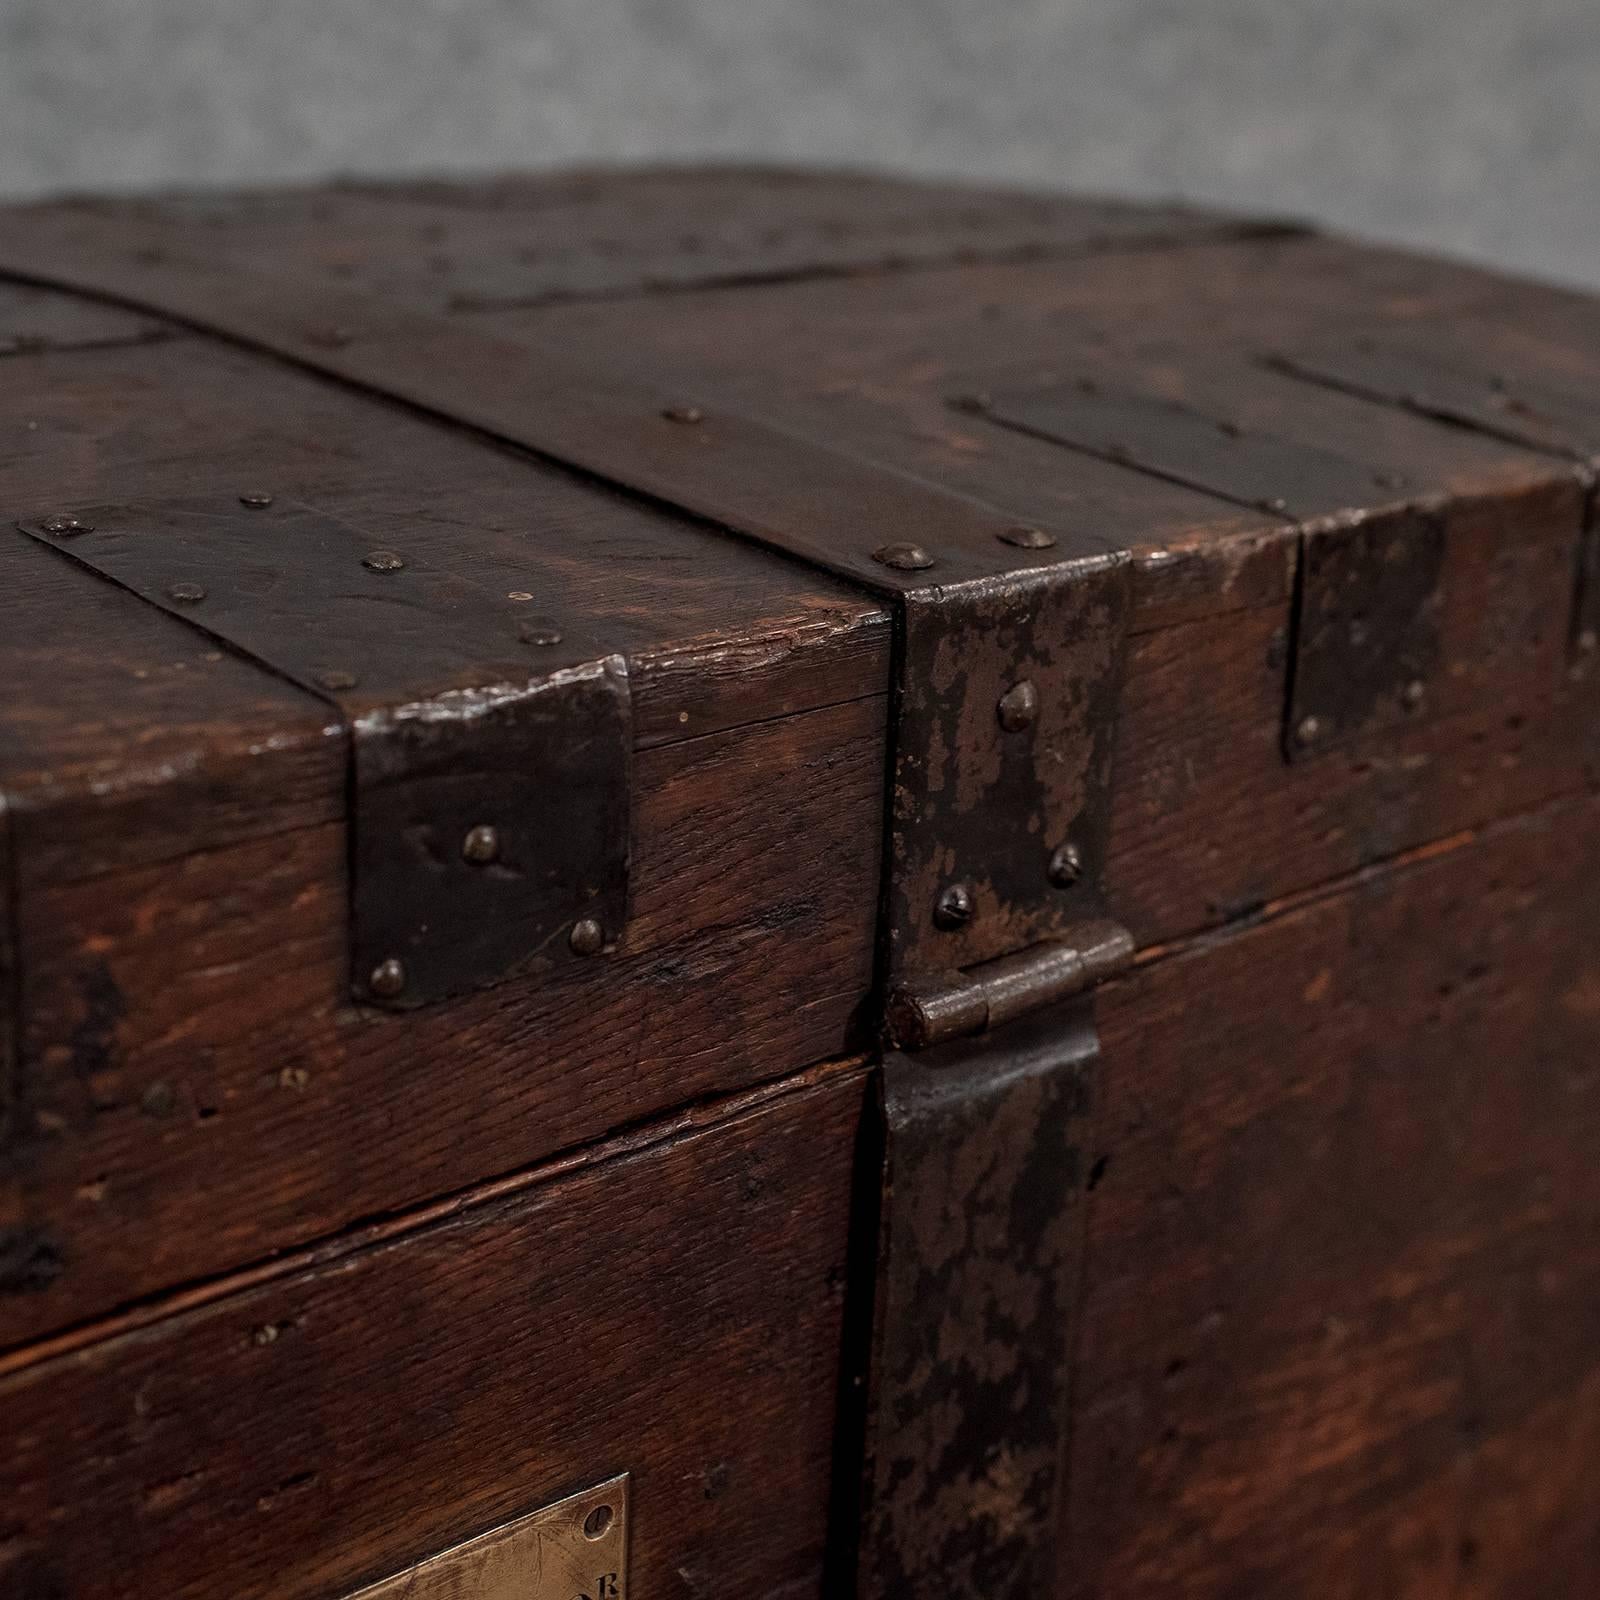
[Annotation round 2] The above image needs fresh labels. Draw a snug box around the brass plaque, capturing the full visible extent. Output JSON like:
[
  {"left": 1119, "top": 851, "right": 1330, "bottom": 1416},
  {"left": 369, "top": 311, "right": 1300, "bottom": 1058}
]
[{"left": 346, "top": 1473, "right": 629, "bottom": 1600}]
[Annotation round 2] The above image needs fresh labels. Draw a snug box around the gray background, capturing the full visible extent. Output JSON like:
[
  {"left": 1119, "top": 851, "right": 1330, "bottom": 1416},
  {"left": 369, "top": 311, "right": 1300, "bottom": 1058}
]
[{"left": 1, "top": 0, "right": 1595, "bottom": 287}]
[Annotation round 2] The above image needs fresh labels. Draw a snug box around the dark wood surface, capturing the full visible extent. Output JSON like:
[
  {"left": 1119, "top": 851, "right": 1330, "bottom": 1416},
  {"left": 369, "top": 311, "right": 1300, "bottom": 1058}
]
[
  {"left": 3, "top": 181, "right": 1599, "bottom": 1354},
  {"left": 1076, "top": 790, "right": 1600, "bottom": 1599},
  {"left": 48, "top": 167, "right": 1281, "bottom": 313},
  {"left": 0, "top": 173, "right": 1597, "bottom": 1600},
  {"left": 0, "top": 1061, "right": 871, "bottom": 1600}
]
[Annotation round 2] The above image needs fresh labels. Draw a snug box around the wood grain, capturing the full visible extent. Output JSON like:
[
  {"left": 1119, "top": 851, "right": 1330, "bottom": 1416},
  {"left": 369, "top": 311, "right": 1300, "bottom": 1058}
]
[
  {"left": 1071, "top": 792, "right": 1600, "bottom": 1599},
  {"left": 0, "top": 1062, "right": 871, "bottom": 1600},
  {"left": 0, "top": 693, "right": 886, "bottom": 1349}
]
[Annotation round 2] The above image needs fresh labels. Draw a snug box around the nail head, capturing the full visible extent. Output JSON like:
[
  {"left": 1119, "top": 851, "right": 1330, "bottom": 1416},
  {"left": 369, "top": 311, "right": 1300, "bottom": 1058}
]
[
  {"left": 998, "top": 524, "right": 1057, "bottom": 551},
  {"left": 569, "top": 917, "right": 606, "bottom": 956},
  {"left": 462, "top": 824, "right": 500, "bottom": 864},
  {"left": 1048, "top": 841, "right": 1085, "bottom": 888},
  {"left": 168, "top": 581, "right": 207, "bottom": 604},
  {"left": 934, "top": 883, "right": 975, "bottom": 931},
  {"left": 997, "top": 679, "right": 1039, "bottom": 732},
  {"left": 362, "top": 550, "right": 406, "bottom": 573},
  {"left": 873, "top": 542, "right": 935, "bottom": 572},
  {"left": 369, "top": 958, "right": 406, "bottom": 998}
]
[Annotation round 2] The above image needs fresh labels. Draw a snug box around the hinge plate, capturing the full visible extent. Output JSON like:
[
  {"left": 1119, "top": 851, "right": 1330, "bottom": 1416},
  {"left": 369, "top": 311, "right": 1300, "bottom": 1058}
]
[
  {"left": 862, "top": 1003, "right": 1098, "bottom": 1600},
  {"left": 1284, "top": 507, "right": 1445, "bottom": 759},
  {"left": 344, "top": 1473, "right": 629, "bottom": 1599},
  {"left": 889, "top": 560, "right": 1130, "bottom": 981},
  {"left": 19, "top": 500, "right": 631, "bottom": 1009}
]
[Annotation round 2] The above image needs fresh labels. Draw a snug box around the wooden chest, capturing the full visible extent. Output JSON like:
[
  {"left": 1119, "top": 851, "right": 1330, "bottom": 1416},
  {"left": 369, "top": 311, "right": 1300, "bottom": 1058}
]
[{"left": 1, "top": 168, "right": 1598, "bottom": 1600}]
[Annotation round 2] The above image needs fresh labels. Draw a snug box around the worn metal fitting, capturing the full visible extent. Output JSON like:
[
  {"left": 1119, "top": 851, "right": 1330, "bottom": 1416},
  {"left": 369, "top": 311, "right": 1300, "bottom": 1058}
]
[
  {"left": 997, "top": 524, "right": 1057, "bottom": 550},
  {"left": 873, "top": 542, "right": 935, "bottom": 572},
  {"left": 933, "top": 883, "right": 975, "bottom": 930},
  {"left": 997, "top": 680, "right": 1039, "bottom": 732},
  {"left": 1048, "top": 841, "right": 1085, "bottom": 888},
  {"left": 369, "top": 957, "right": 406, "bottom": 998},
  {"left": 462, "top": 824, "right": 500, "bottom": 865}
]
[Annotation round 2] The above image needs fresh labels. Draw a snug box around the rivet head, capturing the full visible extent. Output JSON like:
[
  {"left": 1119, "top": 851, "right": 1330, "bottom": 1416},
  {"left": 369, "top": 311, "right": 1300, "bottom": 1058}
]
[
  {"left": 997, "top": 680, "right": 1039, "bottom": 732},
  {"left": 997, "top": 524, "right": 1057, "bottom": 551},
  {"left": 368, "top": 958, "right": 406, "bottom": 998},
  {"left": 238, "top": 491, "right": 275, "bottom": 509},
  {"left": 1048, "top": 841, "right": 1085, "bottom": 888},
  {"left": 462, "top": 824, "right": 500, "bottom": 864},
  {"left": 873, "top": 542, "right": 935, "bottom": 572},
  {"left": 518, "top": 619, "right": 564, "bottom": 647},
  {"left": 1401, "top": 678, "right": 1427, "bottom": 711},
  {"left": 661, "top": 404, "right": 705, "bottom": 424},
  {"left": 363, "top": 550, "right": 406, "bottom": 573},
  {"left": 1295, "top": 714, "right": 1324, "bottom": 747},
  {"left": 314, "top": 668, "right": 358, "bottom": 692},
  {"left": 41, "top": 515, "right": 92, "bottom": 537},
  {"left": 168, "top": 581, "right": 207, "bottom": 604},
  {"left": 933, "top": 883, "right": 975, "bottom": 931},
  {"left": 1257, "top": 496, "right": 1290, "bottom": 514},
  {"left": 569, "top": 917, "right": 606, "bottom": 956}
]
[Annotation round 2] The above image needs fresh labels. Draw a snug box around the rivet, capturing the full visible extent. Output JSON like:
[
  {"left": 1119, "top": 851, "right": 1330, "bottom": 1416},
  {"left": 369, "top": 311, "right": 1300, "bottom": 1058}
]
[
  {"left": 238, "top": 491, "right": 275, "bottom": 509},
  {"left": 462, "top": 824, "right": 500, "bottom": 864},
  {"left": 933, "top": 883, "right": 974, "bottom": 931},
  {"left": 362, "top": 550, "right": 406, "bottom": 573},
  {"left": 1401, "top": 678, "right": 1427, "bottom": 711},
  {"left": 1295, "top": 714, "right": 1324, "bottom": 747},
  {"left": 41, "top": 515, "right": 92, "bottom": 537},
  {"left": 507, "top": 591, "right": 534, "bottom": 602},
  {"left": 314, "top": 669, "right": 358, "bottom": 692},
  {"left": 1257, "top": 496, "right": 1290, "bottom": 515},
  {"left": 583, "top": 1504, "right": 615, "bottom": 1541},
  {"left": 661, "top": 404, "right": 705, "bottom": 424},
  {"left": 1048, "top": 841, "right": 1084, "bottom": 888},
  {"left": 1579, "top": 629, "right": 1598, "bottom": 655},
  {"left": 569, "top": 917, "right": 605, "bottom": 956},
  {"left": 518, "top": 619, "right": 564, "bottom": 647},
  {"left": 873, "top": 542, "right": 935, "bottom": 572},
  {"left": 168, "top": 581, "right": 207, "bottom": 604},
  {"left": 368, "top": 957, "right": 406, "bottom": 998},
  {"left": 997, "top": 524, "right": 1057, "bottom": 551},
  {"left": 997, "top": 680, "right": 1039, "bottom": 732}
]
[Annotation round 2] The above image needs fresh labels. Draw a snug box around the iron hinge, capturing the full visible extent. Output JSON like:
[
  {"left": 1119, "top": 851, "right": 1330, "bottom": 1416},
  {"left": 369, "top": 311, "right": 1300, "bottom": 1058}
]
[{"left": 884, "top": 919, "right": 1133, "bottom": 1050}]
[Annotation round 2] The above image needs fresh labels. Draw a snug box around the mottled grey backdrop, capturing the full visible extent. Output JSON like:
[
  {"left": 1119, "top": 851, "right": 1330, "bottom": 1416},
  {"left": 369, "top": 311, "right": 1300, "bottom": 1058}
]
[{"left": 2, "top": 0, "right": 1594, "bottom": 285}]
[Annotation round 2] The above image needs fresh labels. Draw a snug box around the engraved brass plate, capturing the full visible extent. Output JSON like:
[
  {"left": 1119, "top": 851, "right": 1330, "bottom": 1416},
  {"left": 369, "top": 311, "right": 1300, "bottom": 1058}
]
[{"left": 346, "top": 1474, "right": 628, "bottom": 1600}]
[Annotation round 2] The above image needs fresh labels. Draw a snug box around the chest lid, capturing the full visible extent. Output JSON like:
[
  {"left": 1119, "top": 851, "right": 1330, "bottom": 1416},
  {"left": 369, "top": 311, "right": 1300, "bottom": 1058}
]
[{"left": 2, "top": 170, "right": 1598, "bottom": 1355}]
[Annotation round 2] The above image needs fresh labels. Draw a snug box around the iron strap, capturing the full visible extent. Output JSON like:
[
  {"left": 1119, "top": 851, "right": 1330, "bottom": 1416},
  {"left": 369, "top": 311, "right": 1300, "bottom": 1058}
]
[{"left": 0, "top": 205, "right": 1133, "bottom": 987}]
